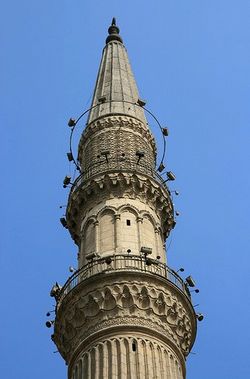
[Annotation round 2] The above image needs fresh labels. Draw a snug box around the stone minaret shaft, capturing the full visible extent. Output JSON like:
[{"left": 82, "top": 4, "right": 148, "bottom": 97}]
[{"left": 53, "top": 19, "right": 197, "bottom": 379}]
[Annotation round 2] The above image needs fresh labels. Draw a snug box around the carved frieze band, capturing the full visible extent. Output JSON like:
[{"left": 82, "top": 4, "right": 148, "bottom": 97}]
[
  {"left": 53, "top": 278, "right": 196, "bottom": 362},
  {"left": 78, "top": 115, "right": 156, "bottom": 156}
]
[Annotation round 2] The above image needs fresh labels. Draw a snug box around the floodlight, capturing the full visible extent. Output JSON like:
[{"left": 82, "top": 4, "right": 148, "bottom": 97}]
[
  {"left": 98, "top": 96, "right": 106, "bottom": 103},
  {"left": 162, "top": 127, "right": 169, "bottom": 136},
  {"left": 166, "top": 171, "right": 176, "bottom": 181},
  {"left": 100, "top": 151, "right": 110, "bottom": 163},
  {"left": 136, "top": 151, "right": 145, "bottom": 164},
  {"left": 69, "top": 266, "right": 75, "bottom": 273},
  {"left": 176, "top": 268, "right": 184, "bottom": 273},
  {"left": 191, "top": 289, "right": 200, "bottom": 293},
  {"left": 141, "top": 246, "right": 152, "bottom": 255},
  {"left": 50, "top": 282, "right": 62, "bottom": 298},
  {"left": 60, "top": 217, "right": 68, "bottom": 228},
  {"left": 68, "top": 118, "right": 76, "bottom": 127},
  {"left": 175, "top": 211, "right": 180, "bottom": 216},
  {"left": 157, "top": 163, "right": 165, "bottom": 172},
  {"left": 46, "top": 320, "right": 54, "bottom": 328},
  {"left": 105, "top": 257, "right": 112, "bottom": 265},
  {"left": 185, "top": 276, "right": 196, "bottom": 287},
  {"left": 86, "top": 252, "right": 100, "bottom": 260},
  {"left": 63, "top": 176, "right": 71, "bottom": 187},
  {"left": 136, "top": 151, "right": 145, "bottom": 158},
  {"left": 67, "top": 152, "right": 73, "bottom": 162},
  {"left": 196, "top": 313, "right": 204, "bottom": 321},
  {"left": 137, "top": 98, "right": 146, "bottom": 107}
]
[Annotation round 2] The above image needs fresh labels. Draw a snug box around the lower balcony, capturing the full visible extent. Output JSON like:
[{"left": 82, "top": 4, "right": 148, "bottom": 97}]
[{"left": 55, "top": 254, "right": 191, "bottom": 308}]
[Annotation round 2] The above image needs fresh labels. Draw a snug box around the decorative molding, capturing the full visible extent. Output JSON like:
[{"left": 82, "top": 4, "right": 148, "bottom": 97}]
[
  {"left": 67, "top": 172, "right": 173, "bottom": 244},
  {"left": 53, "top": 277, "right": 196, "bottom": 362},
  {"left": 78, "top": 115, "right": 156, "bottom": 156}
]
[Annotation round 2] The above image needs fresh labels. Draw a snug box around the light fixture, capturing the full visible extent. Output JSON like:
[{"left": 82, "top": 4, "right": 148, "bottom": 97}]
[
  {"left": 67, "top": 152, "right": 73, "bottom": 162},
  {"left": 176, "top": 268, "right": 184, "bottom": 273},
  {"left": 100, "top": 150, "right": 110, "bottom": 163},
  {"left": 141, "top": 246, "right": 152, "bottom": 255},
  {"left": 166, "top": 171, "right": 176, "bottom": 181},
  {"left": 146, "top": 258, "right": 153, "bottom": 266},
  {"left": 60, "top": 217, "right": 68, "bottom": 228},
  {"left": 86, "top": 252, "right": 100, "bottom": 260},
  {"left": 46, "top": 320, "right": 55, "bottom": 328},
  {"left": 105, "top": 257, "right": 112, "bottom": 265},
  {"left": 46, "top": 310, "right": 55, "bottom": 317},
  {"left": 175, "top": 211, "right": 180, "bottom": 216},
  {"left": 137, "top": 98, "right": 146, "bottom": 107},
  {"left": 157, "top": 163, "right": 165, "bottom": 172},
  {"left": 136, "top": 151, "right": 145, "bottom": 164},
  {"left": 162, "top": 127, "right": 169, "bottom": 136},
  {"left": 50, "top": 282, "right": 62, "bottom": 298},
  {"left": 191, "top": 289, "right": 200, "bottom": 293},
  {"left": 69, "top": 266, "right": 76, "bottom": 273},
  {"left": 196, "top": 313, "right": 204, "bottom": 321},
  {"left": 175, "top": 190, "right": 179, "bottom": 196},
  {"left": 68, "top": 118, "right": 76, "bottom": 127},
  {"left": 185, "top": 276, "right": 196, "bottom": 287},
  {"left": 98, "top": 96, "right": 106, "bottom": 103},
  {"left": 63, "top": 176, "right": 71, "bottom": 188}
]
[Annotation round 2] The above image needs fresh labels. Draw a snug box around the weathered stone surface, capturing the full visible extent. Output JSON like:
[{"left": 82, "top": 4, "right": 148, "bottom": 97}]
[{"left": 53, "top": 20, "right": 197, "bottom": 379}]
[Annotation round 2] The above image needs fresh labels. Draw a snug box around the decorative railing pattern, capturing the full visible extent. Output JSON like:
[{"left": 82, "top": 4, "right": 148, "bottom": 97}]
[
  {"left": 71, "top": 158, "right": 168, "bottom": 193},
  {"left": 56, "top": 254, "right": 190, "bottom": 307}
]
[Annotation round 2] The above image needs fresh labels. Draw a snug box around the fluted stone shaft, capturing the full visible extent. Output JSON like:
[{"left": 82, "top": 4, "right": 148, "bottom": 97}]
[{"left": 70, "top": 336, "right": 184, "bottom": 379}]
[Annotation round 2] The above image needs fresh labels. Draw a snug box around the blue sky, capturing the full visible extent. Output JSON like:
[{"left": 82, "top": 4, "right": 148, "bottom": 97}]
[{"left": 1, "top": 1, "right": 250, "bottom": 378}]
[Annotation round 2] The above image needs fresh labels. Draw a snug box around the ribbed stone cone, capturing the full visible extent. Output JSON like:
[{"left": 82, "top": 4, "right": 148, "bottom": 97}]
[{"left": 87, "top": 22, "right": 147, "bottom": 125}]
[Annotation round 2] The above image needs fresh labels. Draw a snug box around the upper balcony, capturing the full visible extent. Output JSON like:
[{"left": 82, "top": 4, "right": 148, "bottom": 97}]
[
  {"left": 71, "top": 157, "right": 169, "bottom": 194},
  {"left": 55, "top": 254, "right": 191, "bottom": 309}
]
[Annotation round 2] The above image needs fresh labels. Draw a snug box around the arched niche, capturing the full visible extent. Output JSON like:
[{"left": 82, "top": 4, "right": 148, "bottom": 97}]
[
  {"left": 99, "top": 210, "right": 115, "bottom": 254},
  {"left": 120, "top": 207, "right": 139, "bottom": 254},
  {"left": 80, "top": 218, "right": 96, "bottom": 265},
  {"left": 141, "top": 215, "right": 157, "bottom": 258}
]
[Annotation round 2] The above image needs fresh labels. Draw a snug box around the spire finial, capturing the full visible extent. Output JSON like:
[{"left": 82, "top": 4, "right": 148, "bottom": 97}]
[{"left": 106, "top": 17, "right": 123, "bottom": 44}]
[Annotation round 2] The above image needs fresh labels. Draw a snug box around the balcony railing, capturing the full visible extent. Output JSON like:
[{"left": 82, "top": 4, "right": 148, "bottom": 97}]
[
  {"left": 71, "top": 158, "right": 168, "bottom": 193},
  {"left": 56, "top": 254, "right": 190, "bottom": 307}
]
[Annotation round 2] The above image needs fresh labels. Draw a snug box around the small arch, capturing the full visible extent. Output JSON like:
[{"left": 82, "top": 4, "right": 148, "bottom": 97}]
[
  {"left": 97, "top": 206, "right": 116, "bottom": 219},
  {"left": 99, "top": 209, "right": 115, "bottom": 254},
  {"left": 117, "top": 204, "right": 139, "bottom": 218}
]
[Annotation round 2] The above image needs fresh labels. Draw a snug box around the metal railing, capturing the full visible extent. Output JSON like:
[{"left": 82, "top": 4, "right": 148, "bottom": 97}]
[
  {"left": 71, "top": 158, "right": 168, "bottom": 193},
  {"left": 56, "top": 254, "right": 190, "bottom": 307}
]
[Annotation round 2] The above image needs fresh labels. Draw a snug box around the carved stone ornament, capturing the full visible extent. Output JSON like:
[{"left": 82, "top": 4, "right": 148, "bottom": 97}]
[
  {"left": 78, "top": 115, "right": 156, "bottom": 159},
  {"left": 53, "top": 273, "right": 196, "bottom": 363},
  {"left": 66, "top": 171, "right": 174, "bottom": 244}
]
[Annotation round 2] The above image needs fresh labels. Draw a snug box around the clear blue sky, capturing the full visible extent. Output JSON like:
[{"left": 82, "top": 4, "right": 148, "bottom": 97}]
[{"left": 1, "top": 1, "right": 250, "bottom": 378}]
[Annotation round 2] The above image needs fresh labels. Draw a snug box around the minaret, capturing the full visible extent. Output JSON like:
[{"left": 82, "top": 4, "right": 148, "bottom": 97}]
[{"left": 50, "top": 19, "right": 197, "bottom": 379}]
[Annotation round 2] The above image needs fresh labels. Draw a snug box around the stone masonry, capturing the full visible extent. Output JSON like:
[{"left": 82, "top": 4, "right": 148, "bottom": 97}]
[{"left": 51, "top": 19, "right": 197, "bottom": 379}]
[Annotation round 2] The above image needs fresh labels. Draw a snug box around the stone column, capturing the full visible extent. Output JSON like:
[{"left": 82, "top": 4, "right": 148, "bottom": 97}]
[
  {"left": 114, "top": 213, "right": 121, "bottom": 253},
  {"left": 137, "top": 216, "right": 143, "bottom": 254},
  {"left": 94, "top": 220, "right": 99, "bottom": 253}
]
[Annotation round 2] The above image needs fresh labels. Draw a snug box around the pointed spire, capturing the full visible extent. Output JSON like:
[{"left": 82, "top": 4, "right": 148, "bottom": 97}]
[
  {"left": 106, "top": 17, "right": 123, "bottom": 44},
  {"left": 87, "top": 20, "right": 147, "bottom": 125}
]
